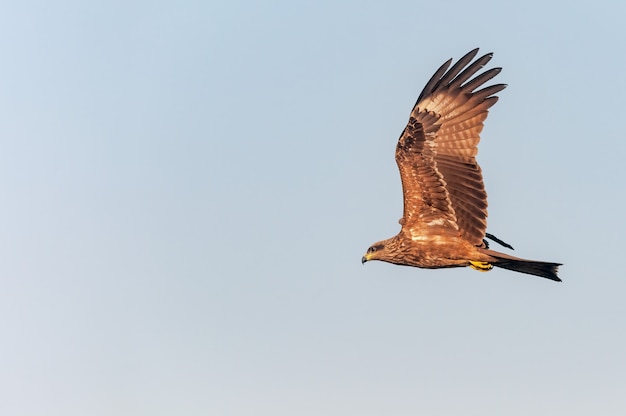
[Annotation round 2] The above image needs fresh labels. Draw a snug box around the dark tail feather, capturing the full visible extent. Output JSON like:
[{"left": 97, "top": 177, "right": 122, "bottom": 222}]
[{"left": 494, "top": 259, "right": 562, "bottom": 282}]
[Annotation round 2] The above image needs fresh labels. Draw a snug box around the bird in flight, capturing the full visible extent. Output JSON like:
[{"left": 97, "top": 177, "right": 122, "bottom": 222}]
[{"left": 361, "top": 48, "right": 561, "bottom": 282}]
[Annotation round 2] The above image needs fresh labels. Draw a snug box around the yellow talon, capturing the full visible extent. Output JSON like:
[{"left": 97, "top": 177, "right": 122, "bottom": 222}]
[{"left": 469, "top": 261, "right": 493, "bottom": 272}]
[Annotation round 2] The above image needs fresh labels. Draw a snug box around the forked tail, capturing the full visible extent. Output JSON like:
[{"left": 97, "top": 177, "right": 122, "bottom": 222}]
[
  {"left": 494, "top": 259, "right": 561, "bottom": 281},
  {"left": 480, "top": 249, "right": 562, "bottom": 282}
]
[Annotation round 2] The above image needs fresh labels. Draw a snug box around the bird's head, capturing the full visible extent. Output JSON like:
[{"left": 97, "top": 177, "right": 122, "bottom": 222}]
[{"left": 361, "top": 240, "right": 389, "bottom": 264}]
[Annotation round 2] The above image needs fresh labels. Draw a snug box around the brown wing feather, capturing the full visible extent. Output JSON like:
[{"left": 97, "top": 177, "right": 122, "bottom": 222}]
[
  {"left": 395, "top": 118, "right": 459, "bottom": 238},
  {"left": 396, "top": 49, "right": 506, "bottom": 245}
]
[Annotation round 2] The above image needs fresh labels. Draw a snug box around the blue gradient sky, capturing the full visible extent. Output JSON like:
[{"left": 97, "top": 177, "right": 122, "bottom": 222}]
[{"left": 1, "top": 1, "right": 626, "bottom": 415}]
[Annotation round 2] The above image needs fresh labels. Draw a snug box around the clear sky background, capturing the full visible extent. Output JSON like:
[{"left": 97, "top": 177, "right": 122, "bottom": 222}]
[{"left": 1, "top": 1, "right": 625, "bottom": 415}]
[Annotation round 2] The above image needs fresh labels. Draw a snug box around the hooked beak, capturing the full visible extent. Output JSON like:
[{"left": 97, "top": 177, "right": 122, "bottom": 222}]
[{"left": 361, "top": 255, "right": 368, "bottom": 264}]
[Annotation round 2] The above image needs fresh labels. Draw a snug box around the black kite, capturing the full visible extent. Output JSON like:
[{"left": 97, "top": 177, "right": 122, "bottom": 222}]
[{"left": 361, "top": 49, "right": 561, "bottom": 282}]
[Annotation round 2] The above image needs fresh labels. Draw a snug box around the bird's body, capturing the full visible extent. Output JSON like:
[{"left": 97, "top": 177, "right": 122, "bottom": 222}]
[
  {"left": 368, "top": 234, "right": 489, "bottom": 269},
  {"left": 362, "top": 49, "right": 562, "bottom": 282}
]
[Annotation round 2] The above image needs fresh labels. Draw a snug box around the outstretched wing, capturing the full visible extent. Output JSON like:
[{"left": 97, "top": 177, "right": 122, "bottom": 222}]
[{"left": 396, "top": 48, "right": 506, "bottom": 245}]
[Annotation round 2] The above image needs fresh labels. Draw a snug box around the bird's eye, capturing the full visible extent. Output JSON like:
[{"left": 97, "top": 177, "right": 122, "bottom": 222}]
[{"left": 368, "top": 246, "right": 376, "bottom": 253}]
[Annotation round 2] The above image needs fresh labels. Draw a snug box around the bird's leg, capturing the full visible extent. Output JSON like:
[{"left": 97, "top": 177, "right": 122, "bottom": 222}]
[{"left": 469, "top": 261, "right": 493, "bottom": 272}]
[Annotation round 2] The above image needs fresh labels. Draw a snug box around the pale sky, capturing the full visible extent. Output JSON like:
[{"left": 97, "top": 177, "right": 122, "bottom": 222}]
[{"left": 1, "top": 1, "right": 626, "bottom": 415}]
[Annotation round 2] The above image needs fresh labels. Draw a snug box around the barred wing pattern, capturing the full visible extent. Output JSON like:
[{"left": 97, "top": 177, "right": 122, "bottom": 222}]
[{"left": 396, "top": 49, "right": 506, "bottom": 245}]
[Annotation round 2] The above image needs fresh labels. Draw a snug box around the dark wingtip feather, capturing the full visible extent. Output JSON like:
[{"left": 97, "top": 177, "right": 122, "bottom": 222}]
[
  {"left": 415, "top": 48, "right": 480, "bottom": 105},
  {"left": 415, "top": 58, "right": 453, "bottom": 104},
  {"left": 414, "top": 48, "right": 505, "bottom": 110},
  {"left": 485, "top": 233, "right": 514, "bottom": 250}
]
